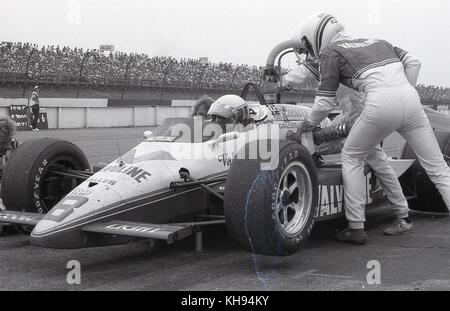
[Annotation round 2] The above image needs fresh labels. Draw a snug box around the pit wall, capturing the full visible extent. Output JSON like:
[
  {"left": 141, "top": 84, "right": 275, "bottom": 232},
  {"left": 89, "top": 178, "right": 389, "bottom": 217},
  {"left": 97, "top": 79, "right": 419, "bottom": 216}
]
[
  {"left": 0, "top": 98, "right": 447, "bottom": 130},
  {"left": 0, "top": 98, "right": 263, "bottom": 129},
  {"left": 0, "top": 98, "right": 196, "bottom": 129}
]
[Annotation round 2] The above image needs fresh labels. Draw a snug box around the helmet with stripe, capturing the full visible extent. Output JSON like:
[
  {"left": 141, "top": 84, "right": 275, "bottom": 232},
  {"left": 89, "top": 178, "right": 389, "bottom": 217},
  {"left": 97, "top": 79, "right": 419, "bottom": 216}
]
[
  {"left": 292, "top": 13, "right": 344, "bottom": 59},
  {"left": 302, "top": 58, "right": 320, "bottom": 81},
  {"left": 208, "top": 95, "right": 250, "bottom": 125}
]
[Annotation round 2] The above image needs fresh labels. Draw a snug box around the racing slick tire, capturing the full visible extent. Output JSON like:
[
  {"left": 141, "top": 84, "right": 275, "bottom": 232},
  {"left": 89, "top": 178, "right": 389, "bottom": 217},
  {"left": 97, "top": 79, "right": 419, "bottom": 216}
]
[
  {"left": 224, "top": 140, "right": 318, "bottom": 256},
  {"left": 1, "top": 138, "right": 90, "bottom": 234},
  {"left": 400, "top": 132, "right": 450, "bottom": 213}
]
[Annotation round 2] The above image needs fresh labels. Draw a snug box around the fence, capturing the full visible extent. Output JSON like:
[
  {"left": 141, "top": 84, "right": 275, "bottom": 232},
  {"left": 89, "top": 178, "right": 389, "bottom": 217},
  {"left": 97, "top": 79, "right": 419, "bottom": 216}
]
[{"left": 2, "top": 45, "right": 449, "bottom": 105}]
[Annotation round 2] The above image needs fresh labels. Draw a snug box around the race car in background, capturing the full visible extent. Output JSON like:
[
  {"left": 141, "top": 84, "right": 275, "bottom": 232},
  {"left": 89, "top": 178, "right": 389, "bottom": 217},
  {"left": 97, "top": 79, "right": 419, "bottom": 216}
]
[{"left": 0, "top": 41, "right": 449, "bottom": 256}]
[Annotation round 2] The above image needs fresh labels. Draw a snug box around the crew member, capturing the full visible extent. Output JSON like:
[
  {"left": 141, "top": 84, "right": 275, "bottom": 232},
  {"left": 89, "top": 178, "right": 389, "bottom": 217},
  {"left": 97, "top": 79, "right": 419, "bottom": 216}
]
[
  {"left": 289, "top": 13, "right": 450, "bottom": 244},
  {"left": 0, "top": 116, "right": 19, "bottom": 236},
  {"left": 283, "top": 57, "right": 413, "bottom": 240},
  {"left": 0, "top": 116, "right": 18, "bottom": 176},
  {"left": 191, "top": 95, "right": 214, "bottom": 119},
  {"left": 30, "top": 86, "right": 40, "bottom": 131}
]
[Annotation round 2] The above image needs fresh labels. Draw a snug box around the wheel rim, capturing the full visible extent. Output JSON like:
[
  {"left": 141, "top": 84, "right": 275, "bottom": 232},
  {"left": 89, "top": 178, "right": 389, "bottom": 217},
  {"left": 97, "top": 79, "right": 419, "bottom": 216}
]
[
  {"left": 17, "top": 156, "right": 85, "bottom": 235},
  {"left": 39, "top": 156, "right": 85, "bottom": 213},
  {"left": 275, "top": 162, "right": 313, "bottom": 237}
]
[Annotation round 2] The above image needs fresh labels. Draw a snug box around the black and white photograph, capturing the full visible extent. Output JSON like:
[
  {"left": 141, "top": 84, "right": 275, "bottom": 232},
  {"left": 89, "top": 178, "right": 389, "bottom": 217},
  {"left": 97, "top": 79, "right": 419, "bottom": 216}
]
[{"left": 0, "top": 0, "right": 449, "bottom": 296}]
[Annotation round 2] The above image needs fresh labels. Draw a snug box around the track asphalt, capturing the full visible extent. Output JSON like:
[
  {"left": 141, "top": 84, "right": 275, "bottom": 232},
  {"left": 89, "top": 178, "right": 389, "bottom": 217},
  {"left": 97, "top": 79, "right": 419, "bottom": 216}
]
[{"left": 0, "top": 128, "right": 447, "bottom": 291}]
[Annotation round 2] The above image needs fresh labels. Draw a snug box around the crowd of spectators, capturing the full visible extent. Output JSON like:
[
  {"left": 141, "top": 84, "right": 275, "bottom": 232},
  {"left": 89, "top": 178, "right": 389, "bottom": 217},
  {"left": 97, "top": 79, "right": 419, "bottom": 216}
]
[
  {"left": 0, "top": 42, "right": 264, "bottom": 89},
  {"left": 416, "top": 84, "right": 450, "bottom": 103},
  {"left": 1, "top": 42, "right": 449, "bottom": 103}
]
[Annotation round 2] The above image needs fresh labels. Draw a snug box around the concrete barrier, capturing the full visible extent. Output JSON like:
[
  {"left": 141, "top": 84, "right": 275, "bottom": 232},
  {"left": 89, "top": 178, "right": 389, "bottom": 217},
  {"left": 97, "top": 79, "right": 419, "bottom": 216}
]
[
  {"left": 2, "top": 97, "right": 445, "bottom": 130},
  {"left": 49, "top": 106, "right": 176, "bottom": 129},
  {"left": 0, "top": 98, "right": 108, "bottom": 108},
  {"left": 0, "top": 98, "right": 194, "bottom": 129},
  {"left": 172, "top": 100, "right": 197, "bottom": 107}
]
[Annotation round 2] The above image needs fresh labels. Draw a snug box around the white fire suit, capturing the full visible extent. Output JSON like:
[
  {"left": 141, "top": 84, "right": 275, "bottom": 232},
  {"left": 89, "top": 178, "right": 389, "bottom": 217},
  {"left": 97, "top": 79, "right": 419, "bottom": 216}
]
[
  {"left": 308, "top": 34, "right": 450, "bottom": 229},
  {"left": 283, "top": 60, "right": 410, "bottom": 224}
]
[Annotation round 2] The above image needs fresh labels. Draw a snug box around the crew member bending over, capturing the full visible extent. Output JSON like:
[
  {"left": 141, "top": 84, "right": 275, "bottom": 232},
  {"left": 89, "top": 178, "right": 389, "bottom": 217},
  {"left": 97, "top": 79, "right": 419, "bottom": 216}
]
[{"left": 290, "top": 13, "right": 450, "bottom": 244}]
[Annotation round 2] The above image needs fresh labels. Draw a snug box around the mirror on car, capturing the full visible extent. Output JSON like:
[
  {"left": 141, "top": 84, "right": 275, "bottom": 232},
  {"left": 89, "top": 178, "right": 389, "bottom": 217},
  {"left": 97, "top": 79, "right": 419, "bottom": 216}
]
[
  {"left": 217, "top": 132, "right": 240, "bottom": 143},
  {"left": 208, "top": 131, "right": 240, "bottom": 149},
  {"left": 143, "top": 131, "right": 153, "bottom": 139}
]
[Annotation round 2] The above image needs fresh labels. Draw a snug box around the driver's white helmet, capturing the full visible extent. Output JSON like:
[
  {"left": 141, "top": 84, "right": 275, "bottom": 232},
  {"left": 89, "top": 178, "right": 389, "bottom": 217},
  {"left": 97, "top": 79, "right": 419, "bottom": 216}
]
[
  {"left": 292, "top": 13, "right": 344, "bottom": 59},
  {"left": 208, "top": 95, "right": 250, "bottom": 125}
]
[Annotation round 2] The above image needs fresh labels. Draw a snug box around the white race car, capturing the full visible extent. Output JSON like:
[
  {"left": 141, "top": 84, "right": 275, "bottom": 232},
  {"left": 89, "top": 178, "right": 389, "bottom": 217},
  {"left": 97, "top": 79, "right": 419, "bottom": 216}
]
[{"left": 0, "top": 43, "right": 449, "bottom": 256}]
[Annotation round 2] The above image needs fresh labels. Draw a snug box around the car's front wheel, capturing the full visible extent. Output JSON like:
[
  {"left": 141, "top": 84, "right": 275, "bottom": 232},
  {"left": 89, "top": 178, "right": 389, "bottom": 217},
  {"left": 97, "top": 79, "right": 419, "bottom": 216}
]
[
  {"left": 224, "top": 140, "right": 318, "bottom": 256},
  {"left": 1, "top": 138, "right": 90, "bottom": 234}
]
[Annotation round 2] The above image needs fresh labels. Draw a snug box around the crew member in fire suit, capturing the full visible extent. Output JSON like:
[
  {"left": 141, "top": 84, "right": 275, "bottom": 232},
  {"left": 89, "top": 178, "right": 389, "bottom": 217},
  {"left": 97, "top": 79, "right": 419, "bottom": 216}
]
[
  {"left": 282, "top": 58, "right": 414, "bottom": 240},
  {"left": 289, "top": 13, "right": 450, "bottom": 244}
]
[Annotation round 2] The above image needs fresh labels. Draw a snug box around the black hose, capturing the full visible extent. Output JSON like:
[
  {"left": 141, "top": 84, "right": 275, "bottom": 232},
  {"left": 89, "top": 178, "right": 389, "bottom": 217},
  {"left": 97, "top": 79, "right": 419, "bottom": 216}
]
[{"left": 313, "top": 120, "right": 354, "bottom": 145}]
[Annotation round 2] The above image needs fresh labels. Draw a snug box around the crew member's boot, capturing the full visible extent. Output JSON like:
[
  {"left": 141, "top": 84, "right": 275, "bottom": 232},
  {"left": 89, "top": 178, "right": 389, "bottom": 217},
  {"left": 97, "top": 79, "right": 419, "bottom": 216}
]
[{"left": 335, "top": 227, "right": 368, "bottom": 245}]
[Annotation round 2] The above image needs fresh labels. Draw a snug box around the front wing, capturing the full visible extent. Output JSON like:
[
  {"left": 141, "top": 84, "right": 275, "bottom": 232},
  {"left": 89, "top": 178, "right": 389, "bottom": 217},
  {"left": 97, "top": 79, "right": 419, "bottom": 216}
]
[
  {"left": 0, "top": 211, "right": 43, "bottom": 227},
  {"left": 82, "top": 221, "right": 194, "bottom": 244}
]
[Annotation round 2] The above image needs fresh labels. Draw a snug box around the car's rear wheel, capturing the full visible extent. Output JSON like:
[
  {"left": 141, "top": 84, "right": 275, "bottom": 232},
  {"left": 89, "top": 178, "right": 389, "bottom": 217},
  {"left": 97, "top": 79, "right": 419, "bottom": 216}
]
[
  {"left": 400, "top": 132, "right": 450, "bottom": 213},
  {"left": 224, "top": 140, "right": 318, "bottom": 256},
  {"left": 1, "top": 138, "right": 90, "bottom": 234}
]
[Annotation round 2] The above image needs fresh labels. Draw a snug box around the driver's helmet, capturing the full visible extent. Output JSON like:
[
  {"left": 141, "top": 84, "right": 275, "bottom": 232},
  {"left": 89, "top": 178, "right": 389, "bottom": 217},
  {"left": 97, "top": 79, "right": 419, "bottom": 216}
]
[
  {"left": 208, "top": 95, "right": 250, "bottom": 126},
  {"left": 291, "top": 13, "right": 344, "bottom": 59}
]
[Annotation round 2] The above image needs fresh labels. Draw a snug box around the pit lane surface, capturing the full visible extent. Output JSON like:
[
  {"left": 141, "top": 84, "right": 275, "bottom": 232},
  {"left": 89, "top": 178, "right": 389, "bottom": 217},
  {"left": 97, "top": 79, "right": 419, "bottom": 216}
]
[{"left": 1, "top": 128, "right": 449, "bottom": 291}]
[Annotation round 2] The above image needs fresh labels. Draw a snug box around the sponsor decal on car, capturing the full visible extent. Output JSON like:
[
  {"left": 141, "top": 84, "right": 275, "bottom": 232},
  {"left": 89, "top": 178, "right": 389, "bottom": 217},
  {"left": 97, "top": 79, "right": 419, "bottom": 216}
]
[
  {"left": 87, "top": 177, "right": 117, "bottom": 186},
  {"left": 100, "top": 164, "right": 152, "bottom": 183},
  {"left": 218, "top": 153, "right": 235, "bottom": 167},
  {"left": 316, "top": 172, "right": 376, "bottom": 218},
  {"left": 146, "top": 136, "right": 177, "bottom": 143},
  {"left": 106, "top": 223, "right": 162, "bottom": 233},
  {"left": 45, "top": 196, "right": 89, "bottom": 222},
  {"left": 279, "top": 122, "right": 302, "bottom": 130},
  {"left": 0, "top": 212, "right": 41, "bottom": 223},
  {"left": 33, "top": 159, "right": 49, "bottom": 214},
  {"left": 71, "top": 188, "right": 94, "bottom": 197},
  {"left": 267, "top": 105, "right": 308, "bottom": 121},
  {"left": 317, "top": 185, "right": 344, "bottom": 217}
]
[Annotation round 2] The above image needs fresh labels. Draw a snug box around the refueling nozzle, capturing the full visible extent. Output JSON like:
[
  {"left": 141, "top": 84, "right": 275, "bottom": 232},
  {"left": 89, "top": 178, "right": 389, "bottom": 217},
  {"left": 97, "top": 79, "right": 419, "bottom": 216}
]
[{"left": 312, "top": 120, "right": 354, "bottom": 145}]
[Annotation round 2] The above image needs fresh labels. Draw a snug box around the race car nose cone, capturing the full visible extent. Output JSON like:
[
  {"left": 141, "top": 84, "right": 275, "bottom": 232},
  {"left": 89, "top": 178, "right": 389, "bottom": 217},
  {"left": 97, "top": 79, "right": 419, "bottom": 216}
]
[
  {"left": 29, "top": 188, "right": 123, "bottom": 248},
  {"left": 32, "top": 196, "right": 89, "bottom": 236},
  {"left": 30, "top": 226, "right": 89, "bottom": 249},
  {"left": 33, "top": 219, "right": 60, "bottom": 236}
]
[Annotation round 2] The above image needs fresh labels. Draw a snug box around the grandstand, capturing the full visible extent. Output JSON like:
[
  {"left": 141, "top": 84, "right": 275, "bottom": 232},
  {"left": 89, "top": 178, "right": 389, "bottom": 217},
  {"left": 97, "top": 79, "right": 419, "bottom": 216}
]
[{"left": 1, "top": 41, "right": 450, "bottom": 104}]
